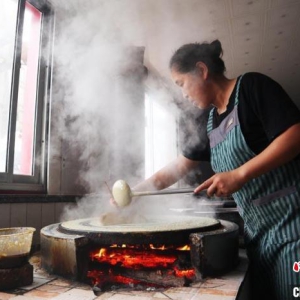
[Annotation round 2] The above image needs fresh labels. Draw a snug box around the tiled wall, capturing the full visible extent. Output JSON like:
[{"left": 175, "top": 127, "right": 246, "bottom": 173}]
[{"left": 0, "top": 202, "right": 76, "bottom": 247}]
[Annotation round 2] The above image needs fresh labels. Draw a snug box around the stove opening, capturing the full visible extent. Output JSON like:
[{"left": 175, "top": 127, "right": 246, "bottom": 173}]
[{"left": 88, "top": 243, "right": 197, "bottom": 292}]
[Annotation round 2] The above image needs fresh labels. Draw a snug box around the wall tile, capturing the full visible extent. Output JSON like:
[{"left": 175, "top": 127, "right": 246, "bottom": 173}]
[
  {"left": 27, "top": 203, "right": 42, "bottom": 245},
  {"left": 0, "top": 204, "right": 11, "bottom": 228},
  {"left": 11, "top": 203, "right": 27, "bottom": 227},
  {"left": 41, "top": 203, "right": 55, "bottom": 228},
  {"left": 54, "top": 202, "right": 66, "bottom": 223}
]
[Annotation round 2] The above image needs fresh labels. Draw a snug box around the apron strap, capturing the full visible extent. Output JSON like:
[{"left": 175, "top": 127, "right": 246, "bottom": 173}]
[
  {"left": 234, "top": 75, "right": 244, "bottom": 105},
  {"left": 207, "top": 75, "right": 243, "bottom": 133}
]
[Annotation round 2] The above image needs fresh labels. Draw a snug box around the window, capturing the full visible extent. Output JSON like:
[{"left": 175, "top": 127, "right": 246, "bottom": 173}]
[
  {"left": 0, "top": 0, "right": 53, "bottom": 191},
  {"left": 144, "top": 93, "right": 178, "bottom": 179}
]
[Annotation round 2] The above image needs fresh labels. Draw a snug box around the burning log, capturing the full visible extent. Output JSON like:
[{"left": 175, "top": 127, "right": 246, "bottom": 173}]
[
  {"left": 121, "top": 267, "right": 194, "bottom": 286},
  {"left": 90, "top": 268, "right": 186, "bottom": 287},
  {"left": 89, "top": 246, "right": 192, "bottom": 270},
  {"left": 88, "top": 244, "right": 196, "bottom": 292},
  {"left": 89, "top": 265, "right": 194, "bottom": 294}
]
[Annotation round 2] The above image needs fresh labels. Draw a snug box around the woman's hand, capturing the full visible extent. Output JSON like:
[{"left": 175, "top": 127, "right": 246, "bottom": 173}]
[{"left": 194, "top": 169, "right": 247, "bottom": 197}]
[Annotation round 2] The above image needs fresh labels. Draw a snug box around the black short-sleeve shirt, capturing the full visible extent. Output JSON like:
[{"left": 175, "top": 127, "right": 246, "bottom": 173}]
[{"left": 180, "top": 72, "right": 300, "bottom": 161}]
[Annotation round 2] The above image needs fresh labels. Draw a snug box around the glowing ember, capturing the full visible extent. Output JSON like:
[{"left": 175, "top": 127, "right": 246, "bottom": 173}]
[
  {"left": 109, "top": 244, "right": 191, "bottom": 251},
  {"left": 88, "top": 244, "right": 196, "bottom": 290},
  {"left": 91, "top": 248, "right": 177, "bottom": 268},
  {"left": 173, "top": 268, "right": 195, "bottom": 278},
  {"left": 88, "top": 270, "right": 142, "bottom": 286},
  {"left": 177, "top": 245, "right": 190, "bottom": 251}
]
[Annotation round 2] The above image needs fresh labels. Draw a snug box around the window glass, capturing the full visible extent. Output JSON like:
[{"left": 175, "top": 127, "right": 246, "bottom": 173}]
[
  {"left": 14, "top": 1, "right": 42, "bottom": 175},
  {"left": 0, "top": 0, "right": 18, "bottom": 172},
  {"left": 144, "top": 93, "right": 177, "bottom": 179}
]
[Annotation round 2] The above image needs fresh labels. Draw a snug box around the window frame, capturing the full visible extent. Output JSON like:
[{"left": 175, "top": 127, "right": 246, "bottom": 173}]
[{"left": 0, "top": 0, "right": 54, "bottom": 192}]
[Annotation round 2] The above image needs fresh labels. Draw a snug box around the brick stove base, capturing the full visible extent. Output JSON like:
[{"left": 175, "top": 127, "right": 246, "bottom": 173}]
[
  {"left": 41, "top": 218, "right": 240, "bottom": 289},
  {"left": 0, "top": 262, "right": 33, "bottom": 290}
]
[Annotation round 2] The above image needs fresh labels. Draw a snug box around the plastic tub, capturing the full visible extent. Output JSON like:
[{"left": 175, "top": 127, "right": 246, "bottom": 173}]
[{"left": 0, "top": 227, "right": 35, "bottom": 268}]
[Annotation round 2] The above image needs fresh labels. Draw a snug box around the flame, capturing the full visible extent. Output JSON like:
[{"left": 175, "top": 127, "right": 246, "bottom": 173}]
[
  {"left": 88, "top": 270, "right": 167, "bottom": 288},
  {"left": 107, "top": 244, "right": 190, "bottom": 251},
  {"left": 97, "top": 248, "right": 106, "bottom": 257},
  {"left": 177, "top": 245, "right": 190, "bottom": 251},
  {"left": 174, "top": 268, "right": 195, "bottom": 278},
  {"left": 149, "top": 244, "right": 166, "bottom": 250},
  {"left": 91, "top": 247, "right": 177, "bottom": 268},
  {"left": 89, "top": 243, "right": 195, "bottom": 289}
]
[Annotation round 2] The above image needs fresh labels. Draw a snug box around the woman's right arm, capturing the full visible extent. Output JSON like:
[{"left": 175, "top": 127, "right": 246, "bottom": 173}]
[{"left": 133, "top": 154, "right": 201, "bottom": 192}]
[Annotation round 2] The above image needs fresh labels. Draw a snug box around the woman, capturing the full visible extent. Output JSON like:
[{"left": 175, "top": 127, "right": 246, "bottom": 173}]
[{"left": 133, "top": 40, "right": 300, "bottom": 299}]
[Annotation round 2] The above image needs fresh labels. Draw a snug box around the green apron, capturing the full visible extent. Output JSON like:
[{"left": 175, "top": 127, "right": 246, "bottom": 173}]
[{"left": 207, "top": 75, "right": 300, "bottom": 299}]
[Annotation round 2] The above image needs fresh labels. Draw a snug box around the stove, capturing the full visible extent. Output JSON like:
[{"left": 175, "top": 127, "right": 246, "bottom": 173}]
[{"left": 41, "top": 214, "right": 239, "bottom": 292}]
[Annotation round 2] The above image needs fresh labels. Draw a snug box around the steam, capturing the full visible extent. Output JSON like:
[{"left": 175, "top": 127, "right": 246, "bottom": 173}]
[
  {"left": 48, "top": 0, "right": 216, "bottom": 222},
  {"left": 51, "top": 2, "right": 146, "bottom": 183}
]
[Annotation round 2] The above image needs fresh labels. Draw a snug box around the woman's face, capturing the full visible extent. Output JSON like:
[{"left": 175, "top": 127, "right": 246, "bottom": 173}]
[{"left": 171, "top": 66, "right": 212, "bottom": 109}]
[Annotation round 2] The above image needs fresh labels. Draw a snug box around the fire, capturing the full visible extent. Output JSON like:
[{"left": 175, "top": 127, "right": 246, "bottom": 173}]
[
  {"left": 149, "top": 244, "right": 167, "bottom": 250},
  {"left": 149, "top": 244, "right": 190, "bottom": 251},
  {"left": 98, "top": 248, "right": 106, "bottom": 257},
  {"left": 88, "top": 244, "right": 195, "bottom": 290},
  {"left": 174, "top": 268, "right": 195, "bottom": 278},
  {"left": 177, "top": 245, "right": 190, "bottom": 251},
  {"left": 92, "top": 247, "right": 177, "bottom": 268},
  {"left": 88, "top": 270, "right": 141, "bottom": 285},
  {"left": 107, "top": 243, "right": 190, "bottom": 251},
  {"left": 88, "top": 270, "right": 167, "bottom": 288}
]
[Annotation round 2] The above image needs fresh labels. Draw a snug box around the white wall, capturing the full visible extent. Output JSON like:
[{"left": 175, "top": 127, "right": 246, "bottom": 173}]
[{"left": 0, "top": 202, "right": 76, "bottom": 246}]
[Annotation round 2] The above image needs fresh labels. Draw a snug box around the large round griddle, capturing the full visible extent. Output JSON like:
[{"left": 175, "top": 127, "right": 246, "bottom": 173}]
[{"left": 59, "top": 216, "right": 221, "bottom": 245}]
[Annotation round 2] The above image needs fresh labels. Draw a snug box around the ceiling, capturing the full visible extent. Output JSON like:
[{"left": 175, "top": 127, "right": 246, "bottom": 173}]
[{"left": 141, "top": 0, "right": 300, "bottom": 107}]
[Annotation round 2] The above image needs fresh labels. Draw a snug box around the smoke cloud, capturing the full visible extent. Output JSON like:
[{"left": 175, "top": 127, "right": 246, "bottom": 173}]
[{"left": 48, "top": 0, "right": 215, "bottom": 222}]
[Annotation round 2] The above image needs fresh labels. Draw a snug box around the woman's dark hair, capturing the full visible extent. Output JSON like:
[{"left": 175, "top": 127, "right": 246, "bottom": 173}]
[{"left": 169, "top": 40, "right": 225, "bottom": 75}]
